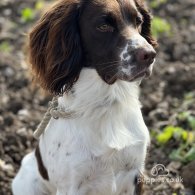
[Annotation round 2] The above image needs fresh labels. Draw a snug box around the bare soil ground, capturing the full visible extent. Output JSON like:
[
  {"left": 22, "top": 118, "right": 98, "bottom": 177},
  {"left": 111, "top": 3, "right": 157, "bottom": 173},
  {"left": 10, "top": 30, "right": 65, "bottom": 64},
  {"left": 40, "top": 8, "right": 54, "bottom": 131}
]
[{"left": 0, "top": 0, "right": 195, "bottom": 194}]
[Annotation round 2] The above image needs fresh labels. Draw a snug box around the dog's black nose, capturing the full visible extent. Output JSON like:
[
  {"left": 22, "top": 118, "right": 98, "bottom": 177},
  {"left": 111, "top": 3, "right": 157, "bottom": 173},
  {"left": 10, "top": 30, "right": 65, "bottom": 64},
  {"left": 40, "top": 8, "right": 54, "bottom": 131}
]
[{"left": 135, "top": 48, "right": 156, "bottom": 66}]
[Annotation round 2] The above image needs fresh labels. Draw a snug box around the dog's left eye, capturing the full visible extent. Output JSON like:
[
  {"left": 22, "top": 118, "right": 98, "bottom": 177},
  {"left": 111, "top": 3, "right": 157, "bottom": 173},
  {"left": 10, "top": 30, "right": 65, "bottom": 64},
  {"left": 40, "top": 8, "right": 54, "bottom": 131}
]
[
  {"left": 136, "top": 16, "right": 143, "bottom": 26},
  {"left": 96, "top": 24, "right": 114, "bottom": 33}
]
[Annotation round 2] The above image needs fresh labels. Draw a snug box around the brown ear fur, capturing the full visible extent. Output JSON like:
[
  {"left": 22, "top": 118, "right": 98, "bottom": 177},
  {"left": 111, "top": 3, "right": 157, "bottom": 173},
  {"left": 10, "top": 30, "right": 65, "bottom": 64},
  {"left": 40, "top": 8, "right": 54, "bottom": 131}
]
[
  {"left": 29, "top": 0, "right": 83, "bottom": 95},
  {"left": 135, "top": 0, "right": 158, "bottom": 48}
]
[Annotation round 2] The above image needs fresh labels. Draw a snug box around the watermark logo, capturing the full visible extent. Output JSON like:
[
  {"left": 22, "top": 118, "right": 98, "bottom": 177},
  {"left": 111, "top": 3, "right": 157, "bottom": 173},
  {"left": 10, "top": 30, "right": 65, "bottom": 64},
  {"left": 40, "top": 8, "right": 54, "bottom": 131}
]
[
  {"left": 151, "top": 164, "right": 169, "bottom": 177},
  {"left": 138, "top": 164, "right": 183, "bottom": 184}
]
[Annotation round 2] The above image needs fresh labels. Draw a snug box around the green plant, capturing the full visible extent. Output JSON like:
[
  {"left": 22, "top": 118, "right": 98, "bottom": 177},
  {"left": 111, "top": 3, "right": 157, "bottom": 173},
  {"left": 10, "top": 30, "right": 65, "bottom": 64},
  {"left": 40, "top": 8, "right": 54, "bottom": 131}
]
[
  {"left": 156, "top": 126, "right": 192, "bottom": 144},
  {"left": 169, "top": 144, "right": 195, "bottom": 164},
  {"left": 150, "top": 0, "right": 167, "bottom": 8},
  {"left": 151, "top": 16, "right": 171, "bottom": 38},
  {"left": 156, "top": 126, "right": 175, "bottom": 144},
  {"left": 21, "top": 8, "right": 35, "bottom": 22},
  {"left": 21, "top": 1, "right": 45, "bottom": 23},
  {"left": 184, "top": 92, "right": 195, "bottom": 101},
  {"left": 157, "top": 126, "right": 194, "bottom": 144},
  {"left": 0, "top": 41, "right": 12, "bottom": 53},
  {"left": 35, "top": 1, "right": 44, "bottom": 10},
  {"left": 156, "top": 124, "right": 195, "bottom": 163},
  {"left": 178, "top": 112, "right": 195, "bottom": 130}
]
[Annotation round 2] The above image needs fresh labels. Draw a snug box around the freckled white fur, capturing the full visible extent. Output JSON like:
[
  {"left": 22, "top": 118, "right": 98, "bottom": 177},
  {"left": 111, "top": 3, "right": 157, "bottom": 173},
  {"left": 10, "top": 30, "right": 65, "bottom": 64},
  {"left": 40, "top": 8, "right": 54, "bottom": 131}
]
[
  {"left": 120, "top": 35, "right": 149, "bottom": 62},
  {"left": 12, "top": 68, "right": 150, "bottom": 195},
  {"left": 120, "top": 66, "right": 133, "bottom": 75},
  {"left": 120, "top": 45, "right": 129, "bottom": 61},
  {"left": 120, "top": 34, "right": 154, "bottom": 76},
  {"left": 130, "top": 34, "right": 152, "bottom": 49}
]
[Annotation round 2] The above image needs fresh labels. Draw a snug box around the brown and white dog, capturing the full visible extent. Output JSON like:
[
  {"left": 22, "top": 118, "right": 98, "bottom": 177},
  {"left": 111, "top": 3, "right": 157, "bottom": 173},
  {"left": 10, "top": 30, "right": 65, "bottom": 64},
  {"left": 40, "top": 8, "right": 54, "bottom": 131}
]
[{"left": 12, "top": 0, "right": 157, "bottom": 194}]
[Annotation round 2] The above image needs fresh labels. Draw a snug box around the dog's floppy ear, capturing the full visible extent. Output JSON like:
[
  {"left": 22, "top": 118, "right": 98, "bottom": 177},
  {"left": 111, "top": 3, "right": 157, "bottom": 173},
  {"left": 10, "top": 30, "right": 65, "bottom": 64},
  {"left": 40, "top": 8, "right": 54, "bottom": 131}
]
[
  {"left": 29, "top": 0, "right": 83, "bottom": 95},
  {"left": 135, "top": 0, "right": 158, "bottom": 48}
]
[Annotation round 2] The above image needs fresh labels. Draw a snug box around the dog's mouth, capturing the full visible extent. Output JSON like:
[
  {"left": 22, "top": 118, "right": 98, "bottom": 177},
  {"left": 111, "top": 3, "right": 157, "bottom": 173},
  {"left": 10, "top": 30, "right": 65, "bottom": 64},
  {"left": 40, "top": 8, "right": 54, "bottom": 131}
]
[
  {"left": 119, "top": 66, "right": 152, "bottom": 82},
  {"left": 103, "top": 67, "right": 152, "bottom": 84},
  {"left": 100, "top": 61, "right": 154, "bottom": 84},
  {"left": 129, "top": 67, "right": 151, "bottom": 81}
]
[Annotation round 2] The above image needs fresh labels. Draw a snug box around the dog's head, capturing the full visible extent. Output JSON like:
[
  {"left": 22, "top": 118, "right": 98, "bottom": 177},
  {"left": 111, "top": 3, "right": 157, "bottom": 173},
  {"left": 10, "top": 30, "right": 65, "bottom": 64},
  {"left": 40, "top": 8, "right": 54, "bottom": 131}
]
[{"left": 29, "top": 0, "right": 157, "bottom": 95}]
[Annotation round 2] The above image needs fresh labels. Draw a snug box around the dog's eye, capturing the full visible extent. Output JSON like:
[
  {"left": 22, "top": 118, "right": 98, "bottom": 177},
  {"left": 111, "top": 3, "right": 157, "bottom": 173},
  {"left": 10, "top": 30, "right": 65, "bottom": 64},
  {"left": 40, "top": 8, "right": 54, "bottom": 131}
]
[
  {"left": 96, "top": 24, "right": 114, "bottom": 33},
  {"left": 136, "top": 16, "right": 143, "bottom": 26}
]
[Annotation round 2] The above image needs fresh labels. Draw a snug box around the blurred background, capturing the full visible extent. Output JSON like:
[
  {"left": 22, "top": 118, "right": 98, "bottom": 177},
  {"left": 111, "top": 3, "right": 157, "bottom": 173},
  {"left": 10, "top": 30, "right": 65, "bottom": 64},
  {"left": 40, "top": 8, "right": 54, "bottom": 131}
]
[{"left": 0, "top": 0, "right": 194, "bottom": 194}]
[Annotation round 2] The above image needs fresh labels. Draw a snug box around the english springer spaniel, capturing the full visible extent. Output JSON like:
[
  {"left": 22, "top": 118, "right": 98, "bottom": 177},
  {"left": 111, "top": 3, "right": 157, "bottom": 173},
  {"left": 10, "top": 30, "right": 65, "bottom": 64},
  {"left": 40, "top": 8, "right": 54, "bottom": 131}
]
[{"left": 12, "top": 0, "right": 157, "bottom": 194}]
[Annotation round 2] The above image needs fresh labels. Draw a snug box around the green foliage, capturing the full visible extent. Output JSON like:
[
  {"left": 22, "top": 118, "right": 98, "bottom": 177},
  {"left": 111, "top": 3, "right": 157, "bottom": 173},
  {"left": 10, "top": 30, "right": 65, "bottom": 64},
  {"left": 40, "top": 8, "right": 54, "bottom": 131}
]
[
  {"left": 35, "top": 1, "right": 44, "bottom": 10},
  {"left": 156, "top": 126, "right": 193, "bottom": 144},
  {"left": 150, "top": 0, "right": 167, "bottom": 8},
  {"left": 0, "top": 41, "right": 12, "bottom": 53},
  {"left": 178, "top": 112, "right": 195, "bottom": 130},
  {"left": 184, "top": 92, "right": 195, "bottom": 101},
  {"left": 21, "top": 1, "right": 45, "bottom": 23},
  {"left": 157, "top": 126, "right": 175, "bottom": 144},
  {"left": 156, "top": 124, "right": 195, "bottom": 163},
  {"left": 157, "top": 126, "right": 194, "bottom": 144},
  {"left": 169, "top": 144, "right": 195, "bottom": 164},
  {"left": 151, "top": 17, "right": 171, "bottom": 38},
  {"left": 21, "top": 8, "right": 35, "bottom": 22},
  {"left": 188, "top": 116, "right": 195, "bottom": 130}
]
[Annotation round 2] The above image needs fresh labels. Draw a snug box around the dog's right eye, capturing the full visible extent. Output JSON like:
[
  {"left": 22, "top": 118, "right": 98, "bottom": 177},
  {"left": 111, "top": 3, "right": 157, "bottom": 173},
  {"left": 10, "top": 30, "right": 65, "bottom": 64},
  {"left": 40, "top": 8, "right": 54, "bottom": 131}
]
[{"left": 96, "top": 24, "right": 115, "bottom": 33}]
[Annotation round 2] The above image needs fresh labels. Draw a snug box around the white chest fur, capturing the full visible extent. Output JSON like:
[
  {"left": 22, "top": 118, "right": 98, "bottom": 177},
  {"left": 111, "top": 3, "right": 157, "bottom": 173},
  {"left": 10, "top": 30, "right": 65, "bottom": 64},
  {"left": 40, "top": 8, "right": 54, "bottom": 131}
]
[{"left": 39, "top": 69, "right": 150, "bottom": 195}]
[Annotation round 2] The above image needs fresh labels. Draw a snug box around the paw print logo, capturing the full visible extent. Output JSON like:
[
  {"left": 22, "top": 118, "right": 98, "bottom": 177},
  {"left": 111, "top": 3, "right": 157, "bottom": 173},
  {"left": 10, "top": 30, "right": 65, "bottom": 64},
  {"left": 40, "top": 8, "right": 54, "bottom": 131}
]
[{"left": 151, "top": 164, "right": 169, "bottom": 177}]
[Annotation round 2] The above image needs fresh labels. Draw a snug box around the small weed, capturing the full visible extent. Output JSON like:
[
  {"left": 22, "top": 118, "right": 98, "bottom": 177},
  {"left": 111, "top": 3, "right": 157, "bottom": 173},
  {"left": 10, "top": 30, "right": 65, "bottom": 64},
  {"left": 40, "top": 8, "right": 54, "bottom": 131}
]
[
  {"left": 178, "top": 111, "right": 195, "bottom": 130},
  {"left": 21, "top": 1, "right": 45, "bottom": 23},
  {"left": 151, "top": 16, "right": 171, "bottom": 38},
  {"left": 21, "top": 8, "right": 35, "bottom": 22},
  {"left": 35, "top": 1, "right": 44, "bottom": 10},
  {"left": 150, "top": 0, "right": 167, "bottom": 8},
  {"left": 184, "top": 92, "right": 195, "bottom": 101},
  {"left": 156, "top": 124, "right": 195, "bottom": 163},
  {"left": 0, "top": 41, "right": 12, "bottom": 53},
  {"left": 156, "top": 126, "right": 194, "bottom": 144},
  {"left": 169, "top": 144, "right": 195, "bottom": 164},
  {"left": 156, "top": 126, "right": 175, "bottom": 144}
]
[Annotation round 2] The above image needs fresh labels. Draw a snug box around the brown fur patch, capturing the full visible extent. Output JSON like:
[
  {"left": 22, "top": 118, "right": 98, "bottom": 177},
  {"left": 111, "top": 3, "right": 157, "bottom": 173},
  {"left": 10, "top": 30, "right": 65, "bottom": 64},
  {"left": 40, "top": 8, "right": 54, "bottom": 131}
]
[
  {"left": 135, "top": 0, "right": 158, "bottom": 48},
  {"left": 29, "top": 0, "right": 83, "bottom": 95},
  {"left": 35, "top": 145, "right": 49, "bottom": 180},
  {"left": 134, "top": 173, "right": 144, "bottom": 195}
]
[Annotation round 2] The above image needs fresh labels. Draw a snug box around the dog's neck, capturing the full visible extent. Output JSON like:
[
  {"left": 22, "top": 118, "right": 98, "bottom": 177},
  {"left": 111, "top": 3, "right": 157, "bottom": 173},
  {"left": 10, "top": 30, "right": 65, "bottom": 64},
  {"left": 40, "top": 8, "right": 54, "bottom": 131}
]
[
  {"left": 57, "top": 68, "right": 149, "bottom": 153},
  {"left": 59, "top": 68, "right": 140, "bottom": 114}
]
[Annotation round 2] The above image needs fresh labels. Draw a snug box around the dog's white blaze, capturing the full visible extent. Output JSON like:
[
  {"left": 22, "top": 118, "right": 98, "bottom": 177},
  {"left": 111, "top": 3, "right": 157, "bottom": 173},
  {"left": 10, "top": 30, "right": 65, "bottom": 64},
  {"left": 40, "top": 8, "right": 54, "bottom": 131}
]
[
  {"left": 120, "top": 44, "right": 129, "bottom": 61},
  {"left": 120, "top": 35, "right": 153, "bottom": 62},
  {"left": 120, "top": 66, "right": 133, "bottom": 75},
  {"left": 131, "top": 35, "right": 155, "bottom": 53},
  {"left": 129, "top": 35, "right": 150, "bottom": 48}
]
